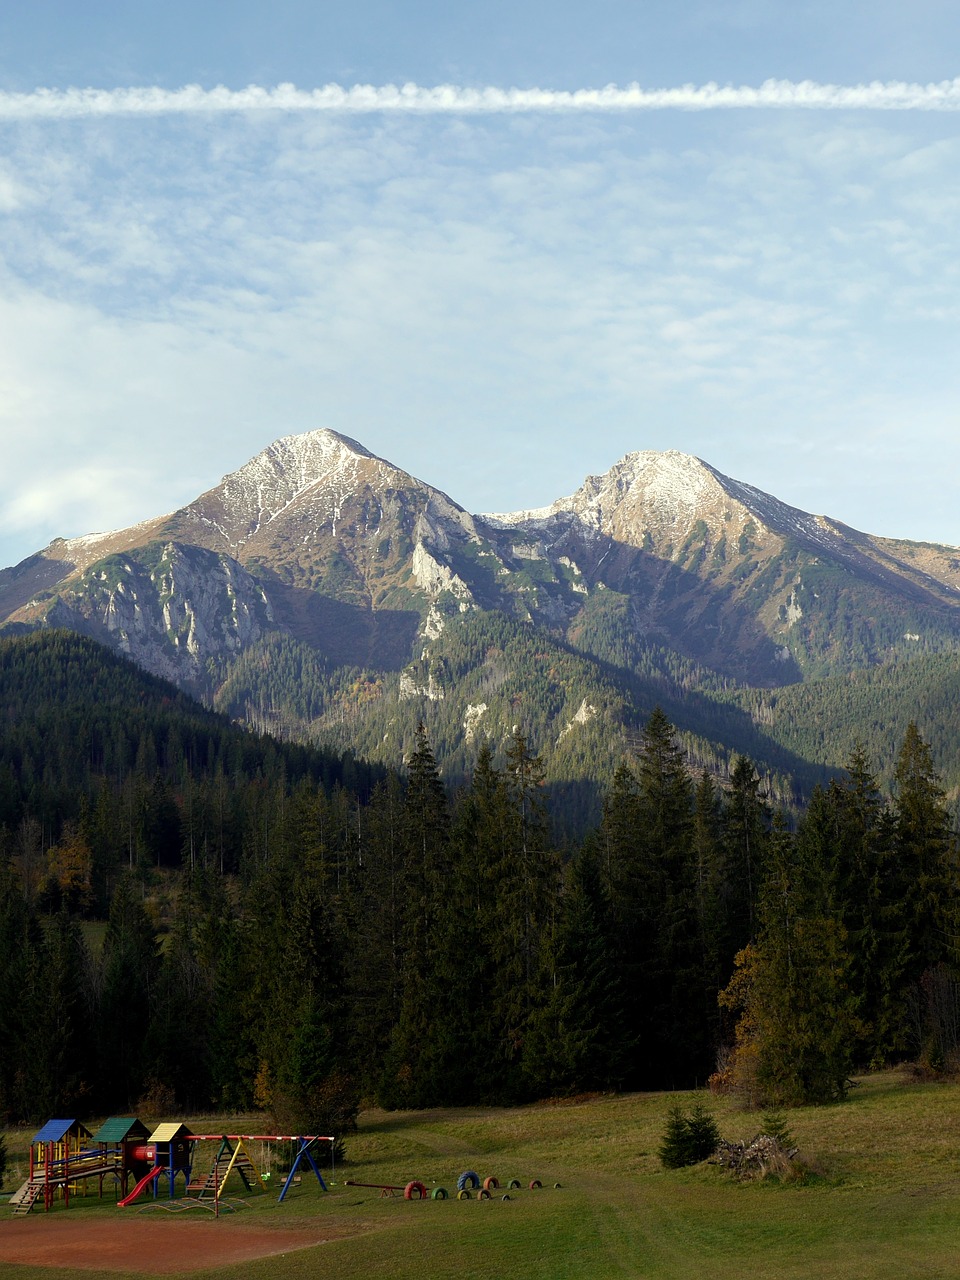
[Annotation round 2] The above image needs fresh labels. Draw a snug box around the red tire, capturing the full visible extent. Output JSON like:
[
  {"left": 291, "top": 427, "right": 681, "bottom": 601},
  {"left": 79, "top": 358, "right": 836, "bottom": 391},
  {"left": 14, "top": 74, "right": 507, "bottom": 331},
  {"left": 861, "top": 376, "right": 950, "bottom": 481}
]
[
  {"left": 404, "top": 1181, "right": 428, "bottom": 1200},
  {"left": 529, "top": 1179, "right": 542, "bottom": 1190},
  {"left": 483, "top": 1176, "right": 499, "bottom": 1191}
]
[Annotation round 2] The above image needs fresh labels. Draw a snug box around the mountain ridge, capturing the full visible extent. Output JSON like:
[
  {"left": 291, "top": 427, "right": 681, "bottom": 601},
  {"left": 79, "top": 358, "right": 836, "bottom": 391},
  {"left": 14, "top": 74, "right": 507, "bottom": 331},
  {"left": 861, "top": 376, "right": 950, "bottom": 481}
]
[
  {"left": 6, "top": 426, "right": 960, "bottom": 687},
  {"left": 4, "top": 428, "right": 960, "bottom": 826}
]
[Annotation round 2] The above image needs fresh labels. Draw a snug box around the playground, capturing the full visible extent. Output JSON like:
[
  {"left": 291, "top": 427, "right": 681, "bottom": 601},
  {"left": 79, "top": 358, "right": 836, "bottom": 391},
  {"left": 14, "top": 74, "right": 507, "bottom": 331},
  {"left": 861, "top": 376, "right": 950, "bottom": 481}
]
[
  {"left": 5, "top": 1073, "right": 960, "bottom": 1279},
  {"left": 6, "top": 1120, "right": 333, "bottom": 1218}
]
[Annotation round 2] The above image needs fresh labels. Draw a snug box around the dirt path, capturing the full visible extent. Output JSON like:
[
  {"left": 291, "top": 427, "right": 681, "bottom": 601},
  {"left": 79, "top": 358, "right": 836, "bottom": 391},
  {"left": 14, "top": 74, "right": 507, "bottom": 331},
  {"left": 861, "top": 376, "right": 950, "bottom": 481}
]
[{"left": 0, "top": 1215, "right": 353, "bottom": 1273}]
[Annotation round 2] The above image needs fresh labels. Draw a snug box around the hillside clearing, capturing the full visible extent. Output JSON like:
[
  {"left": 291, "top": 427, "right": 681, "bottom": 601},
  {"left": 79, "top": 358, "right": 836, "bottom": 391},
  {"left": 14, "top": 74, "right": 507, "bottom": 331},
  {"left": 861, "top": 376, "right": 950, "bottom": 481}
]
[{"left": 2, "top": 1070, "right": 960, "bottom": 1279}]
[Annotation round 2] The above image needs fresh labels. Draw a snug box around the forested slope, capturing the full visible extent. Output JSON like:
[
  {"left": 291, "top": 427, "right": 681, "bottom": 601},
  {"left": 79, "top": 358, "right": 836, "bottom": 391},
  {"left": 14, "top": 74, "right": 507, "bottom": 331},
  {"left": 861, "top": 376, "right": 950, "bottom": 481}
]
[
  {"left": 0, "top": 630, "right": 383, "bottom": 897},
  {"left": 2, "top": 630, "right": 958, "bottom": 1142},
  {"left": 728, "top": 652, "right": 960, "bottom": 802}
]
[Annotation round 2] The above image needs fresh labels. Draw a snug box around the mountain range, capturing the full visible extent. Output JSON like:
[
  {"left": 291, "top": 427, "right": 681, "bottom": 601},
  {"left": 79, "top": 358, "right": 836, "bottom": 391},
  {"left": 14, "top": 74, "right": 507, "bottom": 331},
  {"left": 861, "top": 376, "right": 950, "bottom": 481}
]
[{"left": 4, "top": 430, "right": 960, "bottom": 824}]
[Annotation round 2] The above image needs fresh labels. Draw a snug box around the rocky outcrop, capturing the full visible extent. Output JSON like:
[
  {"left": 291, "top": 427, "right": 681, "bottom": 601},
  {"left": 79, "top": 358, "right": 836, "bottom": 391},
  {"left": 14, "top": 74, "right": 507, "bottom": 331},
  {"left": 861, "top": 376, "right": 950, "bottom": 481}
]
[{"left": 47, "top": 542, "right": 272, "bottom": 687}]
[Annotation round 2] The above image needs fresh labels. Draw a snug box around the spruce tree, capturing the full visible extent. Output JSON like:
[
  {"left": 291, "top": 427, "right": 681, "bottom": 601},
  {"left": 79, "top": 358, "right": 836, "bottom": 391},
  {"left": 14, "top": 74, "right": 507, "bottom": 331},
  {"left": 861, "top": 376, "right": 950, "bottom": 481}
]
[
  {"left": 658, "top": 1102, "right": 720, "bottom": 1168},
  {"left": 892, "top": 723, "right": 955, "bottom": 980},
  {"left": 380, "top": 724, "right": 455, "bottom": 1107},
  {"left": 721, "top": 816, "right": 863, "bottom": 1106},
  {"left": 890, "top": 723, "right": 959, "bottom": 1063},
  {"left": 801, "top": 748, "right": 904, "bottom": 1065},
  {"left": 144, "top": 882, "right": 214, "bottom": 1110},
  {"left": 33, "top": 909, "right": 92, "bottom": 1116},
  {"left": 447, "top": 740, "right": 514, "bottom": 1101},
  {"left": 0, "top": 859, "right": 38, "bottom": 1119},
  {"left": 489, "top": 731, "right": 559, "bottom": 1098},
  {"left": 345, "top": 775, "right": 408, "bottom": 1095},
  {"left": 524, "top": 842, "right": 629, "bottom": 1095},
  {"left": 723, "top": 755, "right": 769, "bottom": 948},
  {"left": 691, "top": 770, "right": 726, "bottom": 1054},
  {"left": 598, "top": 761, "right": 649, "bottom": 1087},
  {"left": 96, "top": 874, "right": 160, "bottom": 1109},
  {"left": 634, "top": 709, "right": 702, "bottom": 1086}
]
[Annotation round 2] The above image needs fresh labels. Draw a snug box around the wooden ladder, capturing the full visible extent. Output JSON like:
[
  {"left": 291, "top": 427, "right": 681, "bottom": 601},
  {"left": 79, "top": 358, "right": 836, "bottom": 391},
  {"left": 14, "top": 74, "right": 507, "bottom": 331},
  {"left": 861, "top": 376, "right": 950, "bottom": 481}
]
[
  {"left": 229, "top": 1154, "right": 260, "bottom": 1193},
  {"left": 186, "top": 1164, "right": 224, "bottom": 1198},
  {"left": 10, "top": 1180, "right": 44, "bottom": 1216}
]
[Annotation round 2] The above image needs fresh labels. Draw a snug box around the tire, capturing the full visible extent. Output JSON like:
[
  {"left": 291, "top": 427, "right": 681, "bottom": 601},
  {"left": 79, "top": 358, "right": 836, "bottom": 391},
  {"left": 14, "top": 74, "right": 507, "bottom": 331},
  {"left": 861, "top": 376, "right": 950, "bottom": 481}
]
[
  {"left": 483, "top": 1176, "right": 499, "bottom": 1191},
  {"left": 529, "top": 1179, "right": 542, "bottom": 1190},
  {"left": 501, "top": 1194, "right": 511, "bottom": 1202},
  {"left": 431, "top": 1187, "right": 448, "bottom": 1200},
  {"left": 507, "top": 1178, "right": 521, "bottom": 1189},
  {"left": 404, "top": 1181, "right": 427, "bottom": 1200},
  {"left": 457, "top": 1189, "right": 471, "bottom": 1201},
  {"left": 457, "top": 1171, "right": 481, "bottom": 1191},
  {"left": 477, "top": 1188, "right": 490, "bottom": 1200}
]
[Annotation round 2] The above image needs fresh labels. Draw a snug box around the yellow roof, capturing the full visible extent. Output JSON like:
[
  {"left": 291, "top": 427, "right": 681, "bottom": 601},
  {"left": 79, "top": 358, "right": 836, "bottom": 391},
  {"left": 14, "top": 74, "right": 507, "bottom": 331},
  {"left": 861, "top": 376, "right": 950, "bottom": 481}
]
[{"left": 149, "top": 1123, "right": 191, "bottom": 1141}]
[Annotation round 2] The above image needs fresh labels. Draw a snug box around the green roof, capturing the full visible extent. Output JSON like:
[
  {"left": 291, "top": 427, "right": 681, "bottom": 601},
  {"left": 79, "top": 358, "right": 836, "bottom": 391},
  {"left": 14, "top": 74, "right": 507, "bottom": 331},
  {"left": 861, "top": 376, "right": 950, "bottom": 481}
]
[{"left": 92, "top": 1117, "right": 149, "bottom": 1143}]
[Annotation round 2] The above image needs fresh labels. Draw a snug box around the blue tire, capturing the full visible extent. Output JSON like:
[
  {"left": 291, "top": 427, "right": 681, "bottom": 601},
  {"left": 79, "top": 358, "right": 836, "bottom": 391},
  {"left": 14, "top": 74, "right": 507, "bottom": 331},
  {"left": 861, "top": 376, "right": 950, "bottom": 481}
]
[{"left": 457, "top": 1171, "right": 481, "bottom": 1191}]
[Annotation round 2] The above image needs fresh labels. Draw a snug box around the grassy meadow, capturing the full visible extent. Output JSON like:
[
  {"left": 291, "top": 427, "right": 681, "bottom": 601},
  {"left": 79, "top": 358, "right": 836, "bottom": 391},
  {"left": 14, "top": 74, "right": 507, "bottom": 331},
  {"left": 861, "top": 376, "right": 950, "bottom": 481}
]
[{"left": 3, "top": 1069, "right": 960, "bottom": 1279}]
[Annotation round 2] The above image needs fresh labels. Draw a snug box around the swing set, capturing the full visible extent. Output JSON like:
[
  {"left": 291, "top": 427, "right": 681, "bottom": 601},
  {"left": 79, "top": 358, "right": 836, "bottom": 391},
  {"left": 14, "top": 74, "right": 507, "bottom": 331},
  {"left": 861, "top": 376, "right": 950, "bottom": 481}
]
[{"left": 184, "top": 1134, "right": 335, "bottom": 1213}]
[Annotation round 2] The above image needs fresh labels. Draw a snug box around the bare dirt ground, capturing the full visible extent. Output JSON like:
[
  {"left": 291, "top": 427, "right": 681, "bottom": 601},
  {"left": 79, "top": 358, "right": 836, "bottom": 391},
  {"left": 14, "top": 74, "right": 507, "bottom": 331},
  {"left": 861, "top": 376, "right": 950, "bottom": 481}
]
[{"left": 0, "top": 1215, "right": 349, "bottom": 1273}]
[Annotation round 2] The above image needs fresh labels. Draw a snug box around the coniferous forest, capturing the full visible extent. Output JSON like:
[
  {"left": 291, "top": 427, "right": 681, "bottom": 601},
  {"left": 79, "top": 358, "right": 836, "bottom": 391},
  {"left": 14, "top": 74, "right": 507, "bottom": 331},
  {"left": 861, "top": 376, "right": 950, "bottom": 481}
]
[{"left": 2, "top": 630, "right": 958, "bottom": 1138}]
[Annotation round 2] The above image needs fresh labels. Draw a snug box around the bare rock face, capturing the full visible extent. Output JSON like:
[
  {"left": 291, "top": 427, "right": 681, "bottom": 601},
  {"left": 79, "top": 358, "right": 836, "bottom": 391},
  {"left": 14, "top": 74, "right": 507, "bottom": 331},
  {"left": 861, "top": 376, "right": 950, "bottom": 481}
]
[{"left": 45, "top": 542, "right": 272, "bottom": 688}]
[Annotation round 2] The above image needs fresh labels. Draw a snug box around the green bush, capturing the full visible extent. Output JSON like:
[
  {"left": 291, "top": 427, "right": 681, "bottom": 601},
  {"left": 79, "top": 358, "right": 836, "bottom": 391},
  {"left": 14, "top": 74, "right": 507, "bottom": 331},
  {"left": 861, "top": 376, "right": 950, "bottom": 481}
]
[
  {"left": 760, "top": 1111, "right": 796, "bottom": 1152},
  {"left": 658, "top": 1102, "right": 721, "bottom": 1169}
]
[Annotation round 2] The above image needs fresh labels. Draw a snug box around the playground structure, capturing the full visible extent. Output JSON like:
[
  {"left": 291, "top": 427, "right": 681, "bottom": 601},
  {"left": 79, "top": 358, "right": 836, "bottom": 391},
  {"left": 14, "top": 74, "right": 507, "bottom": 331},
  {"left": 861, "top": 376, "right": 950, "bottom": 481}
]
[
  {"left": 179, "top": 1135, "right": 332, "bottom": 1211},
  {"left": 93, "top": 1117, "right": 153, "bottom": 1197},
  {"left": 343, "top": 1170, "right": 552, "bottom": 1203},
  {"left": 8, "top": 1118, "right": 334, "bottom": 1216},
  {"left": 9, "top": 1120, "right": 115, "bottom": 1216}
]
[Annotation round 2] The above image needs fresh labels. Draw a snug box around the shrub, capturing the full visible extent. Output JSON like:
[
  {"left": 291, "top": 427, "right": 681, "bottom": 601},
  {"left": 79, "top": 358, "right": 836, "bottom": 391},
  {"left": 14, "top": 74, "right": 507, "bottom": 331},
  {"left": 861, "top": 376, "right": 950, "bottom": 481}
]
[
  {"left": 685, "top": 1103, "right": 722, "bottom": 1161},
  {"left": 760, "top": 1111, "right": 795, "bottom": 1152},
  {"left": 658, "top": 1102, "right": 721, "bottom": 1169}
]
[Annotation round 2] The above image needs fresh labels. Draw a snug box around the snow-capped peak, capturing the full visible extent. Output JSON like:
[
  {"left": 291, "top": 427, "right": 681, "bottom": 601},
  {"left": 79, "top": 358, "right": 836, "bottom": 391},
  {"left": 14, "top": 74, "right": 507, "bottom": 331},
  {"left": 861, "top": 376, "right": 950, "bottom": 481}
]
[
  {"left": 223, "top": 429, "right": 376, "bottom": 504},
  {"left": 182, "top": 429, "right": 395, "bottom": 549},
  {"left": 485, "top": 449, "right": 729, "bottom": 534}
]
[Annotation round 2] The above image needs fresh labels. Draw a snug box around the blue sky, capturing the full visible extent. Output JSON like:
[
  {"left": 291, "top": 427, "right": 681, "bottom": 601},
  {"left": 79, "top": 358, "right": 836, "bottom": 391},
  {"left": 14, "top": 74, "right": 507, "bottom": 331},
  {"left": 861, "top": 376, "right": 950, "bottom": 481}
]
[{"left": 1, "top": 1, "right": 959, "bottom": 568}]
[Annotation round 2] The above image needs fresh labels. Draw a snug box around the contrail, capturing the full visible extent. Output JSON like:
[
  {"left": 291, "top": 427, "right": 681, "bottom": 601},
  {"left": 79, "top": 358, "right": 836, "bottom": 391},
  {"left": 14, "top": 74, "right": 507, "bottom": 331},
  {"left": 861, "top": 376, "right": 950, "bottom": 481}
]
[{"left": 1, "top": 78, "right": 960, "bottom": 120}]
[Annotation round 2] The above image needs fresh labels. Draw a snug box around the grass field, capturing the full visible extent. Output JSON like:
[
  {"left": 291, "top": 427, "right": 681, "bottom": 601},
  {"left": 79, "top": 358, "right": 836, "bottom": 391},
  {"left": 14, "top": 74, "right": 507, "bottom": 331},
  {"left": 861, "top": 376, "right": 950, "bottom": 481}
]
[{"left": 3, "top": 1069, "right": 960, "bottom": 1278}]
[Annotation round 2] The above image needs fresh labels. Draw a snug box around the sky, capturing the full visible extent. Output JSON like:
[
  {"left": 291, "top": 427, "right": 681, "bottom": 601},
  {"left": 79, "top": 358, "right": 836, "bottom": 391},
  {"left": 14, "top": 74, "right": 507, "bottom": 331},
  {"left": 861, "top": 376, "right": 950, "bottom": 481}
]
[{"left": 1, "top": 1, "right": 960, "bottom": 569}]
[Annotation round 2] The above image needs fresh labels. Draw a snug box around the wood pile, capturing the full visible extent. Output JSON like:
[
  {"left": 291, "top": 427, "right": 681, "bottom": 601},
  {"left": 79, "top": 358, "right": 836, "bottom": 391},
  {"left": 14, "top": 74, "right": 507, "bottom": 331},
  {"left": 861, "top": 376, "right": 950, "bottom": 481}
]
[{"left": 711, "top": 1134, "right": 798, "bottom": 1179}]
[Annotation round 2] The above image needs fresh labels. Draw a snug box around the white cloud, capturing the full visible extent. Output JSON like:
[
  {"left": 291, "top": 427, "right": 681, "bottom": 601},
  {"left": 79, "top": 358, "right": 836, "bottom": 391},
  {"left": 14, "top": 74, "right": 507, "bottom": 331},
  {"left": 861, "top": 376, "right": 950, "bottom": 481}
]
[
  {"left": 2, "top": 102, "right": 960, "bottom": 569},
  {"left": 3, "top": 78, "right": 960, "bottom": 120}
]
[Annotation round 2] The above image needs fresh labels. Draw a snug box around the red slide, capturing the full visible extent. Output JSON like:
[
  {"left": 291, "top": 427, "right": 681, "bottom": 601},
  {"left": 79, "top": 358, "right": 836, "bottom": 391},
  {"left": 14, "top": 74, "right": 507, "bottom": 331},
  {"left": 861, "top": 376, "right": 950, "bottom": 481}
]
[{"left": 118, "top": 1166, "right": 162, "bottom": 1207}]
